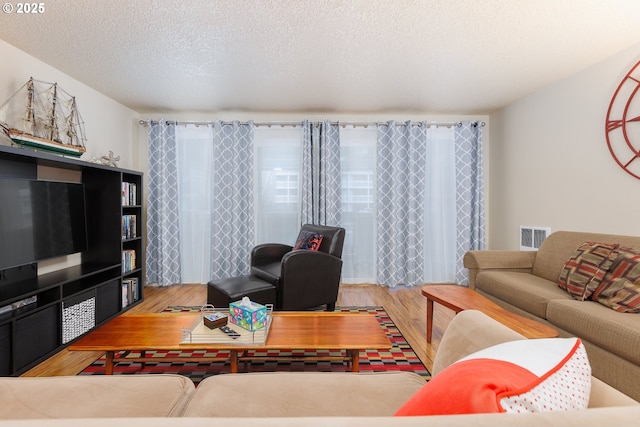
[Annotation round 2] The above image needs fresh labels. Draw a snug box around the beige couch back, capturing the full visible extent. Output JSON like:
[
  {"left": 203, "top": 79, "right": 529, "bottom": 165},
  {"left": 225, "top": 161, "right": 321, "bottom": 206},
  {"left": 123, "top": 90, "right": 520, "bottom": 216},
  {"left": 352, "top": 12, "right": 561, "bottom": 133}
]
[{"left": 532, "top": 231, "right": 640, "bottom": 282}]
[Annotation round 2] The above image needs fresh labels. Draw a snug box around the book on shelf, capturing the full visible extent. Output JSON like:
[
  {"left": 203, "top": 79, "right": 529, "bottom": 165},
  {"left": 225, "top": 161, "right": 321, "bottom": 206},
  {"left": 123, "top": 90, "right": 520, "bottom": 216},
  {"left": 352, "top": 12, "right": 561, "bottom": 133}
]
[
  {"left": 122, "top": 214, "right": 137, "bottom": 240},
  {"left": 122, "top": 277, "right": 139, "bottom": 308},
  {"left": 122, "top": 182, "right": 137, "bottom": 206},
  {"left": 122, "top": 249, "right": 136, "bottom": 273}
]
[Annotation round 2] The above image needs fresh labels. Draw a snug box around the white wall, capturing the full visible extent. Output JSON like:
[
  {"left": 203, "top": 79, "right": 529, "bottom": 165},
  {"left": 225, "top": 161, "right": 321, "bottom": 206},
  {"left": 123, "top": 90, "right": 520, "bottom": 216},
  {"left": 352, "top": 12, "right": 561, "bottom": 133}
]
[
  {"left": 0, "top": 39, "right": 140, "bottom": 170},
  {"left": 490, "top": 43, "right": 640, "bottom": 249}
]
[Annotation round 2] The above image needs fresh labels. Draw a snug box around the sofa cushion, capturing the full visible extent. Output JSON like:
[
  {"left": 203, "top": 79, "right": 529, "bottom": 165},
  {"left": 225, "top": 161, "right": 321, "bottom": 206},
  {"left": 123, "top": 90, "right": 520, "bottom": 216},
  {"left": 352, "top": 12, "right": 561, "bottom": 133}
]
[
  {"left": 558, "top": 242, "right": 620, "bottom": 301},
  {"left": 592, "top": 249, "right": 640, "bottom": 313},
  {"left": 0, "top": 374, "right": 195, "bottom": 419},
  {"left": 476, "top": 271, "right": 572, "bottom": 319},
  {"left": 183, "top": 372, "right": 425, "bottom": 417},
  {"left": 395, "top": 337, "right": 590, "bottom": 416},
  {"left": 547, "top": 299, "right": 640, "bottom": 366},
  {"left": 432, "top": 309, "right": 526, "bottom": 375}
]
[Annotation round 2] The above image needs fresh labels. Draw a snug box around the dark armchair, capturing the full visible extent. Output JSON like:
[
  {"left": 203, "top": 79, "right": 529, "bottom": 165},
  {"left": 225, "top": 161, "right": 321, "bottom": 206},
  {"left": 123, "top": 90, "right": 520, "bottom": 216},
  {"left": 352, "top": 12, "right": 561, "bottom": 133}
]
[{"left": 250, "top": 224, "right": 346, "bottom": 311}]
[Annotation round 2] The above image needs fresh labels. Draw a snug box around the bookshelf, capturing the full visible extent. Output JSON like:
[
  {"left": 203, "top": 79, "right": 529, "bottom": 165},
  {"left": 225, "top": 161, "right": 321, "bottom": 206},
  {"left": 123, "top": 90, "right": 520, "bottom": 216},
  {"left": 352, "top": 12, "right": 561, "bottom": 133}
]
[
  {"left": 0, "top": 145, "right": 144, "bottom": 376},
  {"left": 121, "top": 174, "right": 143, "bottom": 308}
]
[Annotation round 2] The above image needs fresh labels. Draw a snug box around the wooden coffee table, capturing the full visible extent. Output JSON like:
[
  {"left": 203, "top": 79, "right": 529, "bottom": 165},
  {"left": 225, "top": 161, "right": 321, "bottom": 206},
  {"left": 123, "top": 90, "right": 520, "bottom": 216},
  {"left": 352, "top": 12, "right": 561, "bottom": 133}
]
[
  {"left": 421, "top": 284, "right": 558, "bottom": 343},
  {"left": 69, "top": 311, "right": 391, "bottom": 374}
]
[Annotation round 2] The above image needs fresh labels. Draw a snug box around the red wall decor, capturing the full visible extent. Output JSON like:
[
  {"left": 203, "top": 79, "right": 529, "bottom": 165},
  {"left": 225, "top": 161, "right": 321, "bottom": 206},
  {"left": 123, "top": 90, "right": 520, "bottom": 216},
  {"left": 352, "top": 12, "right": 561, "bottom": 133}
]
[{"left": 605, "top": 60, "right": 640, "bottom": 180}]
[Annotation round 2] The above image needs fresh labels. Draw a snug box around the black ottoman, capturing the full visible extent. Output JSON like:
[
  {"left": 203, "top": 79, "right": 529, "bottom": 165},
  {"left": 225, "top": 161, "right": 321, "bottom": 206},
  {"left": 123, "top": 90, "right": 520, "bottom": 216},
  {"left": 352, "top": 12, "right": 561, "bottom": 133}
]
[{"left": 207, "top": 276, "right": 277, "bottom": 309}]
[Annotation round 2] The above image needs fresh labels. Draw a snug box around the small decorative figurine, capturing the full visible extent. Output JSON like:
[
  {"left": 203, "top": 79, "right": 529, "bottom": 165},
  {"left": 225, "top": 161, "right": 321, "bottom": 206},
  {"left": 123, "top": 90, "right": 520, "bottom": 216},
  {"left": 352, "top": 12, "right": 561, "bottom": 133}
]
[{"left": 100, "top": 151, "right": 120, "bottom": 167}]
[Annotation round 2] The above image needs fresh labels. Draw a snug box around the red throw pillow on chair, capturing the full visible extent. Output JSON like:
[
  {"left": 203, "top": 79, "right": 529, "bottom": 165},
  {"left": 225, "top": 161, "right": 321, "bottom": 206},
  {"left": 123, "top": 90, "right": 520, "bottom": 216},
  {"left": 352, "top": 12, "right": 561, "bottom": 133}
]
[{"left": 293, "top": 230, "right": 324, "bottom": 251}]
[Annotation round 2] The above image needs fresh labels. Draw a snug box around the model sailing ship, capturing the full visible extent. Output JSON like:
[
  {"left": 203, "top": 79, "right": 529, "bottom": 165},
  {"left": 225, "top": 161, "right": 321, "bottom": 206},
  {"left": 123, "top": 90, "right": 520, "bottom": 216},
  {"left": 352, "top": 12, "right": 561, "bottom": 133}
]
[{"left": 0, "top": 77, "right": 86, "bottom": 157}]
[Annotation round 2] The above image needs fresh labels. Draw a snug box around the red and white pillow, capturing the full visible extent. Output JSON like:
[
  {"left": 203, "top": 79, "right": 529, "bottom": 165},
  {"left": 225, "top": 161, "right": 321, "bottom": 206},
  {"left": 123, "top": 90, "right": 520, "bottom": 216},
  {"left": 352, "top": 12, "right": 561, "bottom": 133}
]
[{"left": 395, "top": 337, "right": 591, "bottom": 416}]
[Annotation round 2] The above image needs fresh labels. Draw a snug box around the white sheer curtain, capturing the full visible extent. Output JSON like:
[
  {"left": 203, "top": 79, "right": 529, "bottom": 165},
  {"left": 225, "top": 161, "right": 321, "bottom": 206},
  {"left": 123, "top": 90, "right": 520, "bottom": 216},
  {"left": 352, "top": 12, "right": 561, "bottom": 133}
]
[
  {"left": 424, "top": 126, "right": 456, "bottom": 282},
  {"left": 339, "top": 126, "right": 377, "bottom": 283},
  {"left": 175, "top": 125, "right": 214, "bottom": 283},
  {"left": 253, "top": 126, "right": 304, "bottom": 246}
]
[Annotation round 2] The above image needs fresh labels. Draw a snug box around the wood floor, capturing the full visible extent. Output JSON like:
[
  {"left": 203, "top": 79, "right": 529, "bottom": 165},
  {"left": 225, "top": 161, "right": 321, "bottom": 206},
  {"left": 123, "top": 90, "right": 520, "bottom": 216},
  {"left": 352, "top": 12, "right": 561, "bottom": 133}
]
[{"left": 22, "top": 284, "right": 456, "bottom": 377}]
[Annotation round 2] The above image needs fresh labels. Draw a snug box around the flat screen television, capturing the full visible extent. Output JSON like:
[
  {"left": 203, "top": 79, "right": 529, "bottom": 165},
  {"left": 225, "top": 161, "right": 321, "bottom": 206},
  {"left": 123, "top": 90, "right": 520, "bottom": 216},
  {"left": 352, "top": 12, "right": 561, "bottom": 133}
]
[{"left": 0, "top": 178, "right": 88, "bottom": 271}]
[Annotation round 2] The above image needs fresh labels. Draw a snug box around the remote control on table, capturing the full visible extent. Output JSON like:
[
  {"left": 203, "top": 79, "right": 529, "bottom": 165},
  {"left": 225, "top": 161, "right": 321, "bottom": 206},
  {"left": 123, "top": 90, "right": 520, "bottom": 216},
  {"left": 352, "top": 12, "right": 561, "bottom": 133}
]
[{"left": 219, "top": 325, "right": 240, "bottom": 339}]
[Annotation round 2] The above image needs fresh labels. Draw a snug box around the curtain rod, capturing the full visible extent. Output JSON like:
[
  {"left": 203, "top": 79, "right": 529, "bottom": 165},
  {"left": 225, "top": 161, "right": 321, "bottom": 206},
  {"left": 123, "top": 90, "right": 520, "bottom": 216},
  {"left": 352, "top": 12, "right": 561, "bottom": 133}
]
[{"left": 138, "top": 119, "right": 485, "bottom": 128}]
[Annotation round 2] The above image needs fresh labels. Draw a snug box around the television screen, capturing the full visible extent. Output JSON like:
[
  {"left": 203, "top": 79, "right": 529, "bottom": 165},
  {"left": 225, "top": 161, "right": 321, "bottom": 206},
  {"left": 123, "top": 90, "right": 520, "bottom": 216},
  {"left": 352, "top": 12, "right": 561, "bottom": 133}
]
[{"left": 0, "top": 179, "right": 88, "bottom": 270}]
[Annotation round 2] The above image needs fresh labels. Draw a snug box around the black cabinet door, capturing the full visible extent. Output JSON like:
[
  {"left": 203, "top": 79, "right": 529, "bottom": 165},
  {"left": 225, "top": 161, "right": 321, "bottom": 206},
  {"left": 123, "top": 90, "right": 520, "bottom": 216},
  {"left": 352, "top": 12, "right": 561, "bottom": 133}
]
[{"left": 14, "top": 306, "right": 59, "bottom": 372}]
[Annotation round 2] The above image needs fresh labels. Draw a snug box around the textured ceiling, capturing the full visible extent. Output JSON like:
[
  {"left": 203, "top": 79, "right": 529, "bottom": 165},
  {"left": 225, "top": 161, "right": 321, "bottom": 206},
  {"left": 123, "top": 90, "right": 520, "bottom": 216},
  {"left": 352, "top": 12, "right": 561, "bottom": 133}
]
[{"left": 1, "top": 0, "right": 640, "bottom": 114}]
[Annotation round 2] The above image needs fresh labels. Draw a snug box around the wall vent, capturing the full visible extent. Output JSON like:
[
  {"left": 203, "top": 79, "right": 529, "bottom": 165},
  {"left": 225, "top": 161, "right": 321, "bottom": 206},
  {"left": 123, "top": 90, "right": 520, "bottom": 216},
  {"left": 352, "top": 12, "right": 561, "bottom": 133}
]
[{"left": 520, "top": 226, "right": 551, "bottom": 251}]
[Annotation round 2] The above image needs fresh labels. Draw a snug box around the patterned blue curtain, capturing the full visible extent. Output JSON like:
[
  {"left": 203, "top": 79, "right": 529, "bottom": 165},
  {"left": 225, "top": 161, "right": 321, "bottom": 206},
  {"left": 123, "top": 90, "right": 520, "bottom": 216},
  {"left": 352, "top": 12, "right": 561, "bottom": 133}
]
[
  {"left": 318, "top": 120, "right": 342, "bottom": 226},
  {"left": 376, "top": 121, "right": 428, "bottom": 287},
  {"left": 210, "top": 121, "right": 255, "bottom": 280},
  {"left": 300, "top": 120, "right": 342, "bottom": 226},
  {"left": 300, "top": 120, "right": 314, "bottom": 225},
  {"left": 146, "top": 120, "right": 182, "bottom": 286},
  {"left": 455, "top": 121, "right": 486, "bottom": 284}
]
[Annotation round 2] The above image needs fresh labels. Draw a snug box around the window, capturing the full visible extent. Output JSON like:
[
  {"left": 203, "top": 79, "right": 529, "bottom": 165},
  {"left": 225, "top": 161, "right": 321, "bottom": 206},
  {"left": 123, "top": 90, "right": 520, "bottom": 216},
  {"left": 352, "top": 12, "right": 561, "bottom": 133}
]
[
  {"left": 274, "top": 171, "right": 298, "bottom": 204},
  {"left": 172, "top": 122, "right": 460, "bottom": 285},
  {"left": 253, "top": 126, "right": 304, "bottom": 245}
]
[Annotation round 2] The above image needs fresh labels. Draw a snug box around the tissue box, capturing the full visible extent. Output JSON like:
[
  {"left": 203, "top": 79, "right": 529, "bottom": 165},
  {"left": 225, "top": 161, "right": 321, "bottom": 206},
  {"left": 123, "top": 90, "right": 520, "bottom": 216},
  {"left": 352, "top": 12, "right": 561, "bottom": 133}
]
[{"left": 229, "top": 299, "right": 267, "bottom": 331}]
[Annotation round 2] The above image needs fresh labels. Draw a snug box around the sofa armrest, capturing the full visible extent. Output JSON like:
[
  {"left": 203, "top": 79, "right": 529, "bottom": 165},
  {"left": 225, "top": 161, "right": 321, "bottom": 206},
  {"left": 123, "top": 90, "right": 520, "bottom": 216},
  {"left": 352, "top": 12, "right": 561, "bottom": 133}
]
[
  {"left": 432, "top": 310, "right": 525, "bottom": 376},
  {"left": 463, "top": 250, "right": 536, "bottom": 290},
  {"left": 589, "top": 377, "right": 639, "bottom": 407}
]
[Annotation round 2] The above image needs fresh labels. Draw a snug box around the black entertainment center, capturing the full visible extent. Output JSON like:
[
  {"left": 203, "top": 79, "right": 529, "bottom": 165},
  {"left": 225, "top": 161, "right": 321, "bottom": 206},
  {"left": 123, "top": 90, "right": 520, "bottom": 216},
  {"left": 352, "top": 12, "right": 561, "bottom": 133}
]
[{"left": 0, "top": 144, "right": 144, "bottom": 376}]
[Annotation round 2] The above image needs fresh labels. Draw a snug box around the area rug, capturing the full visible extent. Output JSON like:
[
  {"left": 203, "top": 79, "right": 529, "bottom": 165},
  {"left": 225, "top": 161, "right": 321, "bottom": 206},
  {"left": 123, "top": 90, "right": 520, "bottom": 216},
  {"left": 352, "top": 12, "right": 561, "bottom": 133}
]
[{"left": 80, "top": 306, "right": 430, "bottom": 385}]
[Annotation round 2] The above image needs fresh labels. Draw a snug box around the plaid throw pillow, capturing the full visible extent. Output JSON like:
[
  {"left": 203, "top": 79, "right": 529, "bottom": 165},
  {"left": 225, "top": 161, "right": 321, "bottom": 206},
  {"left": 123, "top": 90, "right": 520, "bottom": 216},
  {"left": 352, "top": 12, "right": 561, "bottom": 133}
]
[
  {"left": 558, "top": 242, "right": 620, "bottom": 301},
  {"left": 592, "top": 249, "right": 640, "bottom": 313}
]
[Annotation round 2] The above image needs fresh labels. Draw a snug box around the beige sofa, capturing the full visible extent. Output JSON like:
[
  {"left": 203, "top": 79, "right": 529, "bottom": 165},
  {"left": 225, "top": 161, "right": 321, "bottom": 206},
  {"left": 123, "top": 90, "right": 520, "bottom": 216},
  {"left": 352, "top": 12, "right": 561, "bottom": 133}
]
[
  {"left": 2, "top": 309, "right": 639, "bottom": 425},
  {"left": 464, "top": 230, "right": 640, "bottom": 401}
]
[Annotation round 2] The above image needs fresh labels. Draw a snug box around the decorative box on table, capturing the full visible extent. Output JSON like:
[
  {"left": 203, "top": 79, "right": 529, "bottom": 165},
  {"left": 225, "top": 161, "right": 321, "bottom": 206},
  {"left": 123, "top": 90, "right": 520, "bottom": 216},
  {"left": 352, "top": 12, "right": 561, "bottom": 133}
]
[
  {"left": 229, "top": 297, "right": 268, "bottom": 331},
  {"left": 203, "top": 311, "right": 228, "bottom": 329}
]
